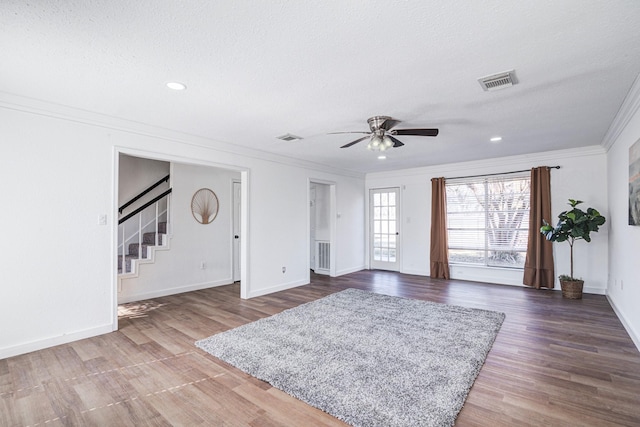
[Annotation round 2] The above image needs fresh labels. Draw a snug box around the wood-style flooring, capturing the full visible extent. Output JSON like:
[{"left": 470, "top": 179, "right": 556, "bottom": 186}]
[{"left": 1, "top": 270, "right": 640, "bottom": 426}]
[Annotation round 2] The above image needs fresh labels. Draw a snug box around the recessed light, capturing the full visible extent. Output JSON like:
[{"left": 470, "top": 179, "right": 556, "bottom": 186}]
[
  {"left": 377, "top": 155, "right": 387, "bottom": 160},
  {"left": 166, "top": 82, "right": 187, "bottom": 91},
  {"left": 490, "top": 136, "right": 502, "bottom": 142}
]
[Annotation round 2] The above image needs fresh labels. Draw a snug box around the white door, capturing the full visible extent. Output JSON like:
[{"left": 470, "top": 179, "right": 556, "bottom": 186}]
[
  {"left": 370, "top": 188, "right": 400, "bottom": 271},
  {"left": 232, "top": 181, "right": 241, "bottom": 282}
]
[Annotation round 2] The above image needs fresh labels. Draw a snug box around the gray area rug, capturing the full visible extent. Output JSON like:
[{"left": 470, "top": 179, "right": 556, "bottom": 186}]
[{"left": 196, "top": 288, "right": 505, "bottom": 427}]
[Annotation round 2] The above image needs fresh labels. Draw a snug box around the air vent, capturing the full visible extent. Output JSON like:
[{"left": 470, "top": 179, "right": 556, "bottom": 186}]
[
  {"left": 276, "top": 133, "right": 303, "bottom": 141},
  {"left": 478, "top": 70, "right": 517, "bottom": 91}
]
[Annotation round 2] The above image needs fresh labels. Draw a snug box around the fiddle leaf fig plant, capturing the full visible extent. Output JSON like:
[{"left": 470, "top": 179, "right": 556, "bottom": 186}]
[{"left": 540, "top": 199, "right": 606, "bottom": 281}]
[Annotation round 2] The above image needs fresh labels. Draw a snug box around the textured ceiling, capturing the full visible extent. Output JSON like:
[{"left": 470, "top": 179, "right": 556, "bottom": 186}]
[{"left": 2, "top": 1, "right": 640, "bottom": 174}]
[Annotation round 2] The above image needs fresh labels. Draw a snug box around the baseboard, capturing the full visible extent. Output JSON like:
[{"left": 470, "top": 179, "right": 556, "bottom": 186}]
[
  {"left": 118, "top": 278, "right": 233, "bottom": 304},
  {"left": 0, "top": 324, "right": 114, "bottom": 360},
  {"left": 582, "top": 286, "right": 606, "bottom": 295},
  {"left": 606, "top": 295, "right": 640, "bottom": 352},
  {"left": 335, "top": 265, "right": 366, "bottom": 277},
  {"left": 246, "top": 278, "right": 309, "bottom": 299},
  {"left": 400, "top": 268, "right": 428, "bottom": 277}
]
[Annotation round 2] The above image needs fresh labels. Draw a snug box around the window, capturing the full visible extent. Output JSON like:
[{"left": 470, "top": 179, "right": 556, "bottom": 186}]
[{"left": 446, "top": 174, "right": 530, "bottom": 268}]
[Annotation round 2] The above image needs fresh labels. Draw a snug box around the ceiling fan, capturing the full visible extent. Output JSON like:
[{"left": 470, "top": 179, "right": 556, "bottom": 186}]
[{"left": 332, "top": 116, "right": 439, "bottom": 151}]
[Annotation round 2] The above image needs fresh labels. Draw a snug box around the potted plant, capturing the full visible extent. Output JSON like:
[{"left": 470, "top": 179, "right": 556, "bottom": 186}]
[{"left": 540, "top": 199, "right": 606, "bottom": 299}]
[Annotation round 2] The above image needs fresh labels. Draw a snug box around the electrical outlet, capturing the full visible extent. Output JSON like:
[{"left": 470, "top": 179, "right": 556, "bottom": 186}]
[
  {"left": 282, "top": 266, "right": 286, "bottom": 273},
  {"left": 200, "top": 261, "right": 206, "bottom": 270},
  {"left": 621, "top": 279, "right": 624, "bottom": 290}
]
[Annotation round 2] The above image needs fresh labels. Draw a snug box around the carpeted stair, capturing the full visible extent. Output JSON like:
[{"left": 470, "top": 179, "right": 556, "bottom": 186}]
[{"left": 118, "top": 221, "right": 167, "bottom": 274}]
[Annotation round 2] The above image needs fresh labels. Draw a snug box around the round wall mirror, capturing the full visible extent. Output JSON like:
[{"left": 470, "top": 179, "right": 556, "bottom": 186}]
[{"left": 191, "top": 188, "right": 219, "bottom": 224}]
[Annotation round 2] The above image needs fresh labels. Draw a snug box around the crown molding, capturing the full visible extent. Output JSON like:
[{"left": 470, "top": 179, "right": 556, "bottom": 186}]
[
  {"left": 366, "top": 145, "right": 606, "bottom": 180},
  {"left": 601, "top": 72, "right": 640, "bottom": 151},
  {"left": 0, "top": 91, "right": 365, "bottom": 179}
]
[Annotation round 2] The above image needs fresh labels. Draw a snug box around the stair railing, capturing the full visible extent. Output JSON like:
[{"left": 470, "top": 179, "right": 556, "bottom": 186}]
[
  {"left": 118, "top": 188, "right": 172, "bottom": 274},
  {"left": 119, "top": 174, "right": 170, "bottom": 214}
]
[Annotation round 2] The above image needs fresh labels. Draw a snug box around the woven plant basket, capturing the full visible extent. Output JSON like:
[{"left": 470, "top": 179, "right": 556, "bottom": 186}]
[{"left": 560, "top": 279, "right": 584, "bottom": 299}]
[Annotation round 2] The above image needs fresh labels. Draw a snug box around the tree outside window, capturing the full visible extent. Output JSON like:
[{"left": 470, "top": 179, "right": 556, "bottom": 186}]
[{"left": 446, "top": 174, "right": 530, "bottom": 268}]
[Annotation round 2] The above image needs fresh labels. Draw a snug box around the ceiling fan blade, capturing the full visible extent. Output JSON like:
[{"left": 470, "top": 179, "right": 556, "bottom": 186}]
[
  {"left": 388, "top": 135, "right": 405, "bottom": 148},
  {"left": 394, "top": 128, "right": 439, "bottom": 137},
  {"left": 379, "top": 118, "right": 401, "bottom": 131},
  {"left": 340, "top": 135, "right": 370, "bottom": 148}
]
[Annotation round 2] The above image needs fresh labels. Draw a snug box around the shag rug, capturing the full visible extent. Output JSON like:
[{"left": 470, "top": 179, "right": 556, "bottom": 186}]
[{"left": 196, "top": 288, "right": 505, "bottom": 427}]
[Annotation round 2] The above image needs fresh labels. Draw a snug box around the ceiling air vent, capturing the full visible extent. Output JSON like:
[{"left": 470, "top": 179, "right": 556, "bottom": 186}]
[
  {"left": 276, "top": 133, "right": 303, "bottom": 141},
  {"left": 478, "top": 70, "right": 517, "bottom": 91}
]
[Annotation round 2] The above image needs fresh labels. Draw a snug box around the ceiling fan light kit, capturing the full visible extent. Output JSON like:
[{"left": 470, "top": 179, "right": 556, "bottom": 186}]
[
  {"left": 367, "top": 132, "right": 394, "bottom": 151},
  {"left": 334, "top": 116, "right": 439, "bottom": 151}
]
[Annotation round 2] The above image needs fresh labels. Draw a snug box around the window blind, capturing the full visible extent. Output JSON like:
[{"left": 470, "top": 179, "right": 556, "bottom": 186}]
[{"left": 446, "top": 173, "right": 530, "bottom": 268}]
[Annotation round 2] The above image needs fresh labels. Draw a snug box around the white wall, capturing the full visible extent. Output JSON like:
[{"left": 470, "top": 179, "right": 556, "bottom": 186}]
[
  {"left": 314, "top": 183, "right": 331, "bottom": 241},
  {"left": 118, "top": 154, "right": 169, "bottom": 209},
  {"left": 118, "top": 163, "right": 240, "bottom": 303},
  {"left": 118, "top": 155, "right": 171, "bottom": 256},
  {"left": 366, "top": 146, "right": 609, "bottom": 294},
  {"left": 605, "top": 76, "right": 640, "bottom": 349},
  {"left": 335, "top": 177, "right": 366, "bottom": 276},
  {"left": 0, "top": 102, "right": 366, "bottom": 359}
]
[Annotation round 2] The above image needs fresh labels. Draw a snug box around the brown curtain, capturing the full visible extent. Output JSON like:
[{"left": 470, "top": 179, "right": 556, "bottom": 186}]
[
  {"left": 430, "top": 177, "right": 450, "bottom": 279},
  {"left": 523, "top": 167, "right": 555, "bottom": 288}
]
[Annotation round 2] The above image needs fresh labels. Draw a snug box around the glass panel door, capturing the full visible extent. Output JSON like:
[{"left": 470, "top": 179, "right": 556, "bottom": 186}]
[{"left": 370, "top": 188, "right": 400, "bottom": 271}]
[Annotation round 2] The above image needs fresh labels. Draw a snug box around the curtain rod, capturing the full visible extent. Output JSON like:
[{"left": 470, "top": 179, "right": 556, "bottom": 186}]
[{"left": 444, "top": 165, "right": 560, "bottom": 181}]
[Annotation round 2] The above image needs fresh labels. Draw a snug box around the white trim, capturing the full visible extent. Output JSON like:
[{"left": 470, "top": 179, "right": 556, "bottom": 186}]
[
  {"left": 0, "top": 324, "right": 114, "bottom": 360},
  {"left": 602, "top": 73, "right": 640, "bottom": 151},
  {"left": 0, "top": 93, "right": 364, "bottom": 179},
  {"left": 111, "top": 147, "right": 119, "bottom": 331},
  {"left": 365, "top": 146, "right": 606, "bottom": 180},
  {"left": 118, "top": 278, "right": 234, "bottom": 304},
  {"left": 401, "top": 268, "right": 429, "bottom": 276},
  {"left": 246, "top": 278, "right": 308, "bottom": 299},
  {"left": 239, "top": 171, "right": 250, "bottom": 299},
  {"left": 335, "top": 266, "right": 366, "bottom": 276},
  {"left": 329, "top": 184, "right": 337, "bottom": 277},
  {"left": 607, "top": 294, "right": 640, "bottom": 352},
  {"left": 581, "top": 286, "right": 606, "bottom": 295}
]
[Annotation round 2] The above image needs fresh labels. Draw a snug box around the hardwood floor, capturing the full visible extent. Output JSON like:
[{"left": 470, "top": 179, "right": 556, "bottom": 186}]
[{"left": 2, "top": 270, "right": 639, "bottom": 426}]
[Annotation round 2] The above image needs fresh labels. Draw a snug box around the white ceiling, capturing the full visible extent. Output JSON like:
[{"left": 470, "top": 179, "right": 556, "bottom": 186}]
[{"left": 2, "top": 1, "right": 640, "bottom": 174}]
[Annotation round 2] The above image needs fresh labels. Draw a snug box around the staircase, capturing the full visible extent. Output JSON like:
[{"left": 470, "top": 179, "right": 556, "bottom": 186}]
[
  {"left": 118, "top": 221, "right": 168, "bottom": 275},
  {"left": 117, "top": 173, "right": 172, "bottom": 277}
]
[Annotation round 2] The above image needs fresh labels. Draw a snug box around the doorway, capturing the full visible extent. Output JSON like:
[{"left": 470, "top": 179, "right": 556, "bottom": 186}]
[
  {"left": 114, "top": 148, "right": 249, "bottom": 330},
  {"left": 369, "top": 187, "right": 400, "bottom": 271},
  {"left": 308, "top": 180, "right": 336, "bottom": 277}
]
